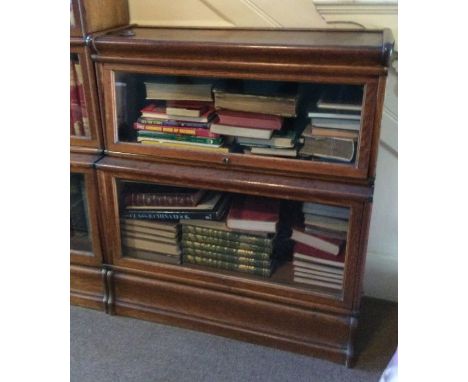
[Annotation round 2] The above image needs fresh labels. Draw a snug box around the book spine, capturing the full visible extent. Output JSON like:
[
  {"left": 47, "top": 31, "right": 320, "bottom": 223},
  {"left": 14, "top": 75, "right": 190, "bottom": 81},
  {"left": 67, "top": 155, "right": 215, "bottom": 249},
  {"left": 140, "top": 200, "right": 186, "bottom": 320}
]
[
  {"left": 134, "top": 122, "right": 218, "bottom": 138},
  {"left": 124, "top": 193, "right": 196, "bottom": 207},
  {"left": 182, "top": 247, "right": 271, "bottom": 268},
  {"left": 121, "top": 209, "right": 224, "bottom": 221},
  {"left": 137, "top": 131, "right": 222, "bottom": 145},
  {"left": 181, "top": 240, "right": 271, "bottom": 259},
  {"left": 74, "top": 62, "right": 91, "bottom": 137},
  {"left": 181, "top": 225, "right": 272, "bottom": 247},
  {"left": 183, "top": 254, "right": 271, "bottom": 277},
  {"left": 137, "top": 117, "right": 212, "bottom": 129},
  {"left": 181, "top": 232, "right": 272, "bottom": 255}
]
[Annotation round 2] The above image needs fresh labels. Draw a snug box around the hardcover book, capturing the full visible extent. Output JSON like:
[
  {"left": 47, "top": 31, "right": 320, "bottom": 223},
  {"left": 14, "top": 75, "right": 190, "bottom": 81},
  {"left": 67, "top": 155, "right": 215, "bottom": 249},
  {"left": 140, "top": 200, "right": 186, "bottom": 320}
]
[
  {"left": 182, "top": 240, "right": 272, "bottom": 259},
  {"left": 121, "top": 234, "right": 181, "bottom": 256},
  {"left": 293, "top": 276, "right": 342, "bottom": 290},
  {"left": 291, "top": 226, "right": 343, "bottom": 255},
  {"left": 303, "top": 214, "right": 349, "bottom": 233},
  {"left": 144, "top": 82, "right": 213, "bottom": 102},
  {"left": 180, "top": 220, "right": 272, "bottom": 241},
  {"left": 216, "top": 110, "right": 283, "bottom": 130},
  {"left": 237, "top": 128, "right": 300, "bottom": 149},
  {"left": 316, "top": 85, "right": 363, "bottom": 112},
  {"left": 183, "top": 254, "right": 272, "bottom": 277},
  {"left": 137, "top": 130, "right": 223, "bottom": 146},
  {"left": 123, "top": 183, "right": 207, "bottom": 207},
  {"left": 166, "top": 101, "right": 213, "bottom": 117},
  {"left": 210, "top": 123, "right": 274, "bottom": 139},
  {"left": 140, "top": 104, "right": 216, "bottom": 123},
  {"left": 309, "top": 118, "right": 361, "bottom": 131},
  {"left": 123, "top": 247, "right": 181, "bottom": 265},
  {"left": 293, "top": 266, "right": 343, "bottom": 280},
  {"left": 246, "top": 147, "right": 297, "bottom": 158},
  {"left": 182, "top": 246, "right": 272, "bottom": 265},
  {"left": 302, "top": 203, "right": 350, "bottom": 220},
  {"left": 137, "top": 117, "right": 214, "bottom": 129},
  {"left": 227, "top": 196, "right": 280, "bottom": 233},
  {"left": 302, "top": 124, "right": 359, "bottom": 140},
  {"left": 181, "top": 231, "right": 274, "bottom": 252},
  {"left": 133, "top": 122, "right": 219, "bottom": 138},
  {"left": 213, "top": 89, "right": 297, "bottom": 117},
  {"left": 304, "top": 225, "right": 348, "bottom": 241},
  {"left": 293, "top": 242, "right": 345, "bottom": 267},
  {"left": 120, "top": 218, "right": 179, "bottom": 233},
  {"left": 138, "top": 140, "right": 230, "bottom": 153},
  {"left": 126, "top": 192, "right": 222, "bottom": 211},
  {"left": 307, "top": 108, "right": 361, "bottom": 120},
  {"left": 292, "top": 260, "right": 344, "bottom": 275},
  {"left": 299, "top": 137, "right": 355, "bottom": 162}
]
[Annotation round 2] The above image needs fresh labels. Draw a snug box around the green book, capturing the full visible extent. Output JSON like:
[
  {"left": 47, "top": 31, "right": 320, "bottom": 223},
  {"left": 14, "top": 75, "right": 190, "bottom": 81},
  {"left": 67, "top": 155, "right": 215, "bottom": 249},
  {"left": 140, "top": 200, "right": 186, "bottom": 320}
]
[
  {"left": 181, "top": 224, "right": 274, "bottom": 248},
  {"left": 137, "top": 130, "right": 223, "bottom": 145},
  {"left": 182, "top": 247, "right": 271, "bottom": 268},
  {"left": 183, "top": 254, "right": 272, "bottom": 277},
  {"left": 182, "top": 240, "right": 271, "bottom": 259},
  {"left": 181, "top": 231, "right": 274, "bottom": 253}
]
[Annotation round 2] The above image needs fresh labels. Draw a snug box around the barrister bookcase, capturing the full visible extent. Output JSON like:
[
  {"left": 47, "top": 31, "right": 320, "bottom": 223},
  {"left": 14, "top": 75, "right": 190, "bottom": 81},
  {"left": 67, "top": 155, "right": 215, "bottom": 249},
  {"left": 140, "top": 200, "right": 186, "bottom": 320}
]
[{"left": 70, "top": 21, "right": 393, "bottom": 366}]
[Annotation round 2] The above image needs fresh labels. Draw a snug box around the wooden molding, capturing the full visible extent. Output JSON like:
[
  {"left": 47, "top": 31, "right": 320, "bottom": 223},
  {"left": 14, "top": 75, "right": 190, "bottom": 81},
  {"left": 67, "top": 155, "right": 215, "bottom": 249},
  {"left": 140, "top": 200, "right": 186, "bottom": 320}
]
[{"left": 313, "top": 0, "right": 397, "bottom": 15}]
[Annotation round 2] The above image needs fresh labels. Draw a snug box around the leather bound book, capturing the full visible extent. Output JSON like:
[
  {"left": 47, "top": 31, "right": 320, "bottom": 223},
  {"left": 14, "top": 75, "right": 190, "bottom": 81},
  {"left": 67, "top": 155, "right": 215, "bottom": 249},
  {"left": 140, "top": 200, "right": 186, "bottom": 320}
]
[{"left": 227, "top": 196, "right": 280, "bottom": 233}]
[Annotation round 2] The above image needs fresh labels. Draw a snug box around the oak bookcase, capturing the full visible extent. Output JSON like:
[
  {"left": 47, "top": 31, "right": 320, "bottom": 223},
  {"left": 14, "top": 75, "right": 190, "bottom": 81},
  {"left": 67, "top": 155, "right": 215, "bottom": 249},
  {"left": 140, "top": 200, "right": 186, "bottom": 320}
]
[{"left": 70, "top": 5, "right": 393, "bottom": 366}]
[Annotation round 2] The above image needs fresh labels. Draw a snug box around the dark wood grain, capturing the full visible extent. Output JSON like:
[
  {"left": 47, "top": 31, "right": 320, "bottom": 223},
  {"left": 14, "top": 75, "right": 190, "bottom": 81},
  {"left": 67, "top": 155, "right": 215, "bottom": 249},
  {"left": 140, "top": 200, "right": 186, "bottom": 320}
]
[{"left": 70, "top": 264, "right": 106, "bottom": 311}]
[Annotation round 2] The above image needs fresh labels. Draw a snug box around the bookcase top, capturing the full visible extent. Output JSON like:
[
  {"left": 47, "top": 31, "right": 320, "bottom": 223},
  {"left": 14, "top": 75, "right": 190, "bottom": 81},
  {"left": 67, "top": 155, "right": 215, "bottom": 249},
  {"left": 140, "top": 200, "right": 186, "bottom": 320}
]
[{"left": 93, "top": 26, "right": 393, "bottom": 68}]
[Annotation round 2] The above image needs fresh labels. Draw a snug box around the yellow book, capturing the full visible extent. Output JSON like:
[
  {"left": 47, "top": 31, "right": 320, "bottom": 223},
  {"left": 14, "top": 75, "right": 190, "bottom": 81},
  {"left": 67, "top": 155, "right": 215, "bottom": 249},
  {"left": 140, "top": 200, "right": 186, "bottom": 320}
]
[{"left": 139, "top": 139, "right": 230, "bottom": 153}]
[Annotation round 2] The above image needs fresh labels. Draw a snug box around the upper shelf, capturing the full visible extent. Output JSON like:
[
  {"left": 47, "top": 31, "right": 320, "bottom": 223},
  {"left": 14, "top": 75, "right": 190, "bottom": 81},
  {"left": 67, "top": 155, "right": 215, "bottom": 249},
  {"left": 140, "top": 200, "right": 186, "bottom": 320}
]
[{"left": 92, "top": 26, "right": 394, "bottom": 72}]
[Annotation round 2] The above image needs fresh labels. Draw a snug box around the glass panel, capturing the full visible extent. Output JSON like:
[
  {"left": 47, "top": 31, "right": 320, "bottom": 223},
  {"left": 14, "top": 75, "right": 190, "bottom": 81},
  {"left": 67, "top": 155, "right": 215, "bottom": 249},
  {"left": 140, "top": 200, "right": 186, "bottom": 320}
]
[
  {"left": 116, "top": 179, "right": 351, "bottom": 297},
  {"left": 70, "top": 53, "right": 91, "bottom": 138},
  {"left": 114, "top": 72, "right": 363, "bottom": 166},
  {"left": 70, "top": 173, "right": 93, "bottom": 253}
]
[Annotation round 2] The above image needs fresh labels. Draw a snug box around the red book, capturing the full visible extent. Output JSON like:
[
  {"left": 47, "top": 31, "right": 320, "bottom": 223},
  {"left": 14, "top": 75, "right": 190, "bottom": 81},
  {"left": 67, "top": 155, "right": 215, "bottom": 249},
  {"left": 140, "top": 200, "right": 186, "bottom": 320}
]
[
  {"left": 293, "top": 242, "right": 345, "bottom": 266},
  {"left": 292, "top": 226, "right": 343, "bottom": 256},
  {"left": 217, "top": 110, "right": 283, "bottom": 130},
  {"left": 133, "top": 122, "right": 220, "bottom": 138},
  {"left": 141, "top": 103, "right": 215, "bottom": 123},
  {"left": 227, "top": 196, "right": 280, "bottom": 233}
]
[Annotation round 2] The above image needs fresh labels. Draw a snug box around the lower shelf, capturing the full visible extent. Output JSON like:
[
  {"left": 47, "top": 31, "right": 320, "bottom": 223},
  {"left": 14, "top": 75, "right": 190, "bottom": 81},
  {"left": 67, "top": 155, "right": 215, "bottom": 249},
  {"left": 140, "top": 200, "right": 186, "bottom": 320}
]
[
  {"left": 109, "top": 269, "right": 357, "bottom": 365},
  {"left": 70, "top": 264, "right": 106, "bottom": 311}
]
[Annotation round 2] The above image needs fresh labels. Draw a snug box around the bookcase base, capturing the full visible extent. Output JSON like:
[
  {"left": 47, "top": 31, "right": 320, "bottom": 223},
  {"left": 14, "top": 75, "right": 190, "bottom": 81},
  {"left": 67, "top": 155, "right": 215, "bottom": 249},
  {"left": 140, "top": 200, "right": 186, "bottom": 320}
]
[
  {"left": 70, "top": 264, "right": 106, "bottom": 311},
  {"left": 110, "top": 270, "right": 356, "bottom": 366}
]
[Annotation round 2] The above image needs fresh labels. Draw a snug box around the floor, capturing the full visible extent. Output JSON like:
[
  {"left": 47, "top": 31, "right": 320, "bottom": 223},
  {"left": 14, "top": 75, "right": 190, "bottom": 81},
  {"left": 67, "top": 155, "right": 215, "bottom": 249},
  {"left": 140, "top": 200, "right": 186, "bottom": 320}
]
[{"left": 71, "top": 298, "right": 397, "bottom": 382}]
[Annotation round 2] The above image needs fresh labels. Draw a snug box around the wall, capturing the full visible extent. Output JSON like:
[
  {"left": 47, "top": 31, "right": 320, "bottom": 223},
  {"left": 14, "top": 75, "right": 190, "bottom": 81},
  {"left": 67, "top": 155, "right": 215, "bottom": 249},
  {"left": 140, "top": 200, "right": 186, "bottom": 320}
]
[{"left": 127, "top": 0, "right": 398, "bottom": 301}]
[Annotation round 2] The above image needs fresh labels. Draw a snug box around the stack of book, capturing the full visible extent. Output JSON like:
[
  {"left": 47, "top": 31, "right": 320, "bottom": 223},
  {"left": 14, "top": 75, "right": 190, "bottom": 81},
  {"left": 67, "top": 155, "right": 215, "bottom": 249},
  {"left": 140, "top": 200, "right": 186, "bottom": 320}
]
[
  {"left": 119, "top": 183, "right": 230, "bottom": 264},
  {"left": 181, "top": 195, "right": 281, "bottom": 277},
  {"left": 299, "top": 86, "right": 362, "bottom": 163},
  {"left": 133, "top": 81, "right": 228, "bottom": 153},
  {"left": 291, "top": 202, "right": 350, "bottom": 290},
  {"left": 210, "top": 89, "right": 300, "bottom": 157},
  {"left": 70, "top": 57, "right": 90, "bottom": 137}
]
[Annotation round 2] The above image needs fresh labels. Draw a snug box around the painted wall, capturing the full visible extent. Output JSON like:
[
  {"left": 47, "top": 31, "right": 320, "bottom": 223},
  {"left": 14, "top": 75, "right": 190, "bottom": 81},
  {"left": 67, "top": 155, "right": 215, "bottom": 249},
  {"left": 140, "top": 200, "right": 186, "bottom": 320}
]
[{"left": 127, "top": 0, "right": 398, "bottom": 301}]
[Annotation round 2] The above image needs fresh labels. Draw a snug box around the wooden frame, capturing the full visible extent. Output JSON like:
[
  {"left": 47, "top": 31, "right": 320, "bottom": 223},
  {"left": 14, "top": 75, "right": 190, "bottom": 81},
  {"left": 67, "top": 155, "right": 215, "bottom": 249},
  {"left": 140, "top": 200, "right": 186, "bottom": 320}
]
[{"left": 70, "top": 42, "right": 104, "bottom": 152}]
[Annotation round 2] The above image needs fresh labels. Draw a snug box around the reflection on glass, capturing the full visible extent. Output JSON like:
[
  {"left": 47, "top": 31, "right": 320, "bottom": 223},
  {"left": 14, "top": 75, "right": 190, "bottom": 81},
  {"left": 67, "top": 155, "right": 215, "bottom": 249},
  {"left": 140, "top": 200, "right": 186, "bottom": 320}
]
[
  {"left": 113, "top": 72, "right": 363, "bottom": 166},
  {"left": 70, "top": 173, "right": 92, "bottom": 253},
  {"left": 115, "top": 179, "right": 350, "bottom": 295},
  {"left": 70, "top": 1, "right": 75, "bottom": 28},
  {"left": 70, "top": 53, "right": 90, "bottom": 138}
]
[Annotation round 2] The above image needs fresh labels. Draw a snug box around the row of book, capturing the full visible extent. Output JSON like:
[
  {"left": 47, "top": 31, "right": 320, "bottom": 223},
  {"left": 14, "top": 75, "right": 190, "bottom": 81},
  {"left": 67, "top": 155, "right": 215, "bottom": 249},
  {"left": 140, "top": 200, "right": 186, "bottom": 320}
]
[
  {"left": 131, "top": 81, "right": 361, "bottom": 162},
  {"left": 298, "top": 86, "right": 362, "bottom": 163},
  {"left": 291, "top": 202, "right": 350, "bottom": 290},
  {"left": 70, "top": 57, "right": 90, "bottom": 137},
  {"left": 120, "top": 183, "right": 281, "bottom": 277}
]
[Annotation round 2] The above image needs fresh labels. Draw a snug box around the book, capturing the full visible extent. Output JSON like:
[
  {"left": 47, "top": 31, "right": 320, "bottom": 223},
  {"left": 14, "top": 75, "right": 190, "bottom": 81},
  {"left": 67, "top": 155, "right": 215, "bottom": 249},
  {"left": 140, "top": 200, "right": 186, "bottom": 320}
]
[
  {"left": 121, "top": 234, "right": 181, "bottom": 256},
  {"left": 122, "top": 194, "right": 230, "bottom": 221},
  {"left": 291, "top": 226, "right": 343, "bottom": 255},
  {"left": 216, "top": 110, "right": 283, "bottom": 130},
  {"left": 121, "top": 221, "right": 179, "bottom": 239},
  {"left": 309, "top": 118, "right": 361, "bottom": 131},
  {"left": 137, "top": 136, "right": 223, "bottom": 148},
  {"left": 126, "top": 192, "right": 222, "bottom": 211},
  {"left": 182, "top": 240, "right": 272, "bottom": 259},
  {"left": 182, "top": 247, "right": 271, "bottom": 268},
  {"left": 293, "top": 266, "right": 343, "bottom": 280},
  {"left": 144, "top": 82, "right": 213, "bottom": 102},
  {"left": 236, "top": 128, "right": 300, "bottom": 149},
  {"left": 307, "top": 109, "right": 361, "bottom": 120},
  {"left": 316, "top": 85, "right": 363, "bottom": 112},
  {"left": 299, "top": 137, "right": 355, "bottom": 162},
  {"left": 140, "top": 104, "right": 216, "bottom": 123},
  {"left": 137, "top": 117, "right": 214, "bottom": 129},
  {"left": 292, "top": 260, "right": 344, "bottom": 275},
  {"left": 293, "top": 276, "right": 342, "bottom": 290},
  {"left": 123, "top": 247, "right": 181, "bottom": 265},
  {"left": 303, "top": 214, "right": 349, "bottom": 233},
  {"left": 180, "top": 221, "right": 272, "bottom": 243},
  {"left": 302, "top": 124, "right": 359, "bottom": 140},
  {"left": 137, "top": 130, "right": 223, "bottom": 146},
  {"left": 120, "top": 218, "right": 179, "bottom": 232},
  {"left": 213, "top": 89, "right": 297, "bottom": 117},
  {"left": 293, "top": 242, "right": 345, "bottom": 267},
  {"left": 134, "top": 122, "right": 220, "bottom": 138},
  {"left": 227, "top": 196, "right": 280, "bottom": 233},
  {"left": 294, "top": 270, "right": 343, "bottom": 284},
  {"left": 210, "top": 123, "right": 274, "bottom": 139},
  {"left": 302, "top": 202, "right": 350, "bottom": 220},
  {"left": 123, "top": 183, "right": 206, "bottom": 207},
  {"left": 181, "top": 231, "right": 273, "bottom": 252},
  {"left": 70, "top": 62, "right": 84, "bottom": 136},
  {"left": 304, "top": 225, "right": 348, "bottom": 241},
  {"left": 246, "top": 147, "right": 297, "bottom": 158},
  {"left": 121, "top": 229, "right": 177, "bottom": 244},
  {"left": 138, "top": 140, "right": 230, "bottom": 153},
  {"left": 183, "top": 254, "right": 272, "bottom": 277},
  {"left": 166, "top": 101, "right": 213, "bottom": 117}
]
